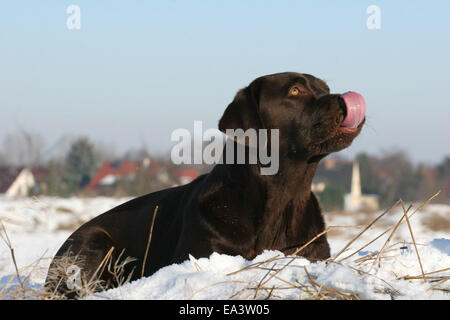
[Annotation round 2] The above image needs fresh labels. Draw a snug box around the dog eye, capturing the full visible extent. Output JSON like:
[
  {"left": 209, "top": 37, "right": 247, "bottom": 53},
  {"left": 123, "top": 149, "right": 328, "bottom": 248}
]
[
  {"left": 289, "top": 87, "right": 309, "bottom": 97},
  {"left": 289, "top": 87, "right": 300, "bottom": 96}
]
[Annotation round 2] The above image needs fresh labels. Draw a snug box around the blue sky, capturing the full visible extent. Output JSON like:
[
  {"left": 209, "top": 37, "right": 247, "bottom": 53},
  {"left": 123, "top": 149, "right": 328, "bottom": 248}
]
[{"left": 0, "top": 1, "right": 449, "bottom": 164}]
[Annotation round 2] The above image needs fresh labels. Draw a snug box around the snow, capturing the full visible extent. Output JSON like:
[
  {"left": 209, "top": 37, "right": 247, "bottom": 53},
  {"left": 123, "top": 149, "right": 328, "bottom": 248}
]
[
  {"left": 0, "top": 195, "right": 448, "bottom": 300},
  {"left": 88, "top": 243, "right": 448, "bottom": 300},
  {"left": 430, "top": 238, "right": 450, "bottom": 255}
]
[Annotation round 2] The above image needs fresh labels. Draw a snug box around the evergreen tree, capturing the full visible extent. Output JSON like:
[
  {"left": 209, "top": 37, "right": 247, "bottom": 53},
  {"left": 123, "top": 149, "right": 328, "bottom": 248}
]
[
  {"left": 319, "top": 184, "right": 345, "bottom": 211},
  {"left": 45, "top": 160, "right": 70, "bottom": 196},
  {"left": 63, "top": 137, "right": 99, "bottom": 194}
]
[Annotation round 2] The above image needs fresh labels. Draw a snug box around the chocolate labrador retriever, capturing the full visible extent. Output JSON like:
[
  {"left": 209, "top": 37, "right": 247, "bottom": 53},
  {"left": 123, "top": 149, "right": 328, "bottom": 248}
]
[{"left": 45, "top": 72, "right": 365, "bottom": 298}]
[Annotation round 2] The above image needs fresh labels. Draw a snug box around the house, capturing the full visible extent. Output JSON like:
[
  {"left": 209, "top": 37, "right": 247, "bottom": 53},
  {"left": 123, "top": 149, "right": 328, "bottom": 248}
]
[
  {"left": 85, "top": 157, "right": 200, "bottom": 195},
  {"left": 86, "top": 161, "right": 140, "bottom": 190},
  {"left": 312, "top": 158, "right": 380, "bottom": 212},
  {"left": 0, "top": 167, "right": 49, "bottom": 197},
  {"left": 313, "top": 158, "right": 353, "bottom": 193},
  {"left": 85, "top": 160, "right": 141, "bottom": 193}
]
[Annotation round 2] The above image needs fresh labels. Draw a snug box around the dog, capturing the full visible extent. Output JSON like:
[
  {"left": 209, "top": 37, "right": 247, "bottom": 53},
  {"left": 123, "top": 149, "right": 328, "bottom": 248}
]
[{"left": 45, "top": 72, "right": 364, "bottom": 298}]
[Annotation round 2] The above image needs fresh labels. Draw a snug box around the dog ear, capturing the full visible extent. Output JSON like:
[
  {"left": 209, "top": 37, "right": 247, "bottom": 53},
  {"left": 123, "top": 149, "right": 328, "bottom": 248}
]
[{"left": 218, "top": 79, "right": 264, "bottom": 136}]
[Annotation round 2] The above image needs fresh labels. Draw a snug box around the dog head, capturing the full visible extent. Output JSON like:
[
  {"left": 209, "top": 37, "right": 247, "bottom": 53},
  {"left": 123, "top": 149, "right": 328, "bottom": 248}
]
[{"left": 218, "top": 72, "right": 365, "bottom": 162}]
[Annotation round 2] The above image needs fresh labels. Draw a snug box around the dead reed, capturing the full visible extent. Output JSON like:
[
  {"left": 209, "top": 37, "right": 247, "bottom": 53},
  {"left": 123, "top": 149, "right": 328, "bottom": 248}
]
[
  {"left": 189, "top": 190, "right": 448, "bottom": 300},
  {"left": 1, "top": 191, "right": 448, "bottom": 300},
  {"left": 0, "top": 223, "right": 136, "bottom": 300}
]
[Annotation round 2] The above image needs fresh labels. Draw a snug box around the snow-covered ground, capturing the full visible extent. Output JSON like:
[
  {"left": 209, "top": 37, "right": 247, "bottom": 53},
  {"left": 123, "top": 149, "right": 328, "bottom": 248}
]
[{"left": 0, "top": 195, "right": 448, "bottom": 300}]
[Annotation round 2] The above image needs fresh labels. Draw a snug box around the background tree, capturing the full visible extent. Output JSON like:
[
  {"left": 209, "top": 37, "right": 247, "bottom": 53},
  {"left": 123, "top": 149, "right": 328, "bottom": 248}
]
[
  {"left": 319, "top": 184, "right": 345, "bottom": 211},
  {"left": 356, "top": 152, "right": 382, "bottom": 196},
  {"left": 2, "top": 129, "right": 45, "bottom": 167},
  {"left": 436, "top": 156, "right": 450, "bottom": 202},
  {"left": 44, "top": 160, "right": 70, "bottom": 196},
  {"left": 63, "top": 137, "right": 99, "bottom": 194}
]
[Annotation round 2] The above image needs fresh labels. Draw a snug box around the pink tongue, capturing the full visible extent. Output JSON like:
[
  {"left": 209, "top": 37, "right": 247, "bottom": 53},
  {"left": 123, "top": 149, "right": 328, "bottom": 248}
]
[{"left": 340, "top": 91, "right": 366, "bottom": 128}]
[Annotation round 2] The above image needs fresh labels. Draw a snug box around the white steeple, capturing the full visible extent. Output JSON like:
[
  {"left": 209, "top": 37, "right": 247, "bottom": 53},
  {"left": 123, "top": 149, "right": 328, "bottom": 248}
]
[{"left": 351, "top": 161, "right": 362, "bottom": 207}]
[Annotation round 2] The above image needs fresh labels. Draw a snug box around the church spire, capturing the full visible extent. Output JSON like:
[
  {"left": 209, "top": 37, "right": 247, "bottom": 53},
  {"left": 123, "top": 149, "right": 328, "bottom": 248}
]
[{"left": 351, "top": 161, "right": 362, "bottom": 206}]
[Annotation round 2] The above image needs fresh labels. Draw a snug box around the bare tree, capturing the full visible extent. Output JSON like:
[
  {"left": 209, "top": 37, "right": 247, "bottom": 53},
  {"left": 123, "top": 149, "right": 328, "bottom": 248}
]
[
  {"left": 94, "top": 141, "right": 117, "bottom": 163},
  {"left": 1, "top": 130, "right": 45, "bottom": 167},
  {"left": 0, "top": 151, "right": 6, "bottom": 166}
]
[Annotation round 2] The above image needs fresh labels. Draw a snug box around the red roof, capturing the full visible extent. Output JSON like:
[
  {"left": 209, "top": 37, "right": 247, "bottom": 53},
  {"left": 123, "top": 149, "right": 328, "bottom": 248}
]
[{"left": 86, "top": 161, "right": 139, "bottom": 189}]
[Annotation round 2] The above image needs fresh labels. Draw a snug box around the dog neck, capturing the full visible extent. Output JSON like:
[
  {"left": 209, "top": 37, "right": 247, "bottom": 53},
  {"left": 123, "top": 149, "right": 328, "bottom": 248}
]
[
  {"left": 219, "top": 142, "right": 319, "bottom": 206},
  {"left": 260, "top": 156, "right": 318, "bottom": 207},
  {"left": 213, "top": 143, "right": 322, "bottom": 256}
]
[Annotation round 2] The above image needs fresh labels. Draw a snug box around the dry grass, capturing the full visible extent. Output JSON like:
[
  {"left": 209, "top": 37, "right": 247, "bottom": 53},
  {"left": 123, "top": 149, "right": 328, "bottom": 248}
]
[
  {"left": 0, "top": 225, "right": 136, "bottom": 300},
  {"left": 187, "top": 190, "right": 449, "bottom": 300},
  {"left": 141, "top": 205, "right": 159, "bottom": 278},
  {"left": 42, "top": 246, "right": 137, "bottom": 300},
  {"left": 1, "top": 191, "right": 448, "bottom": 300}
]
